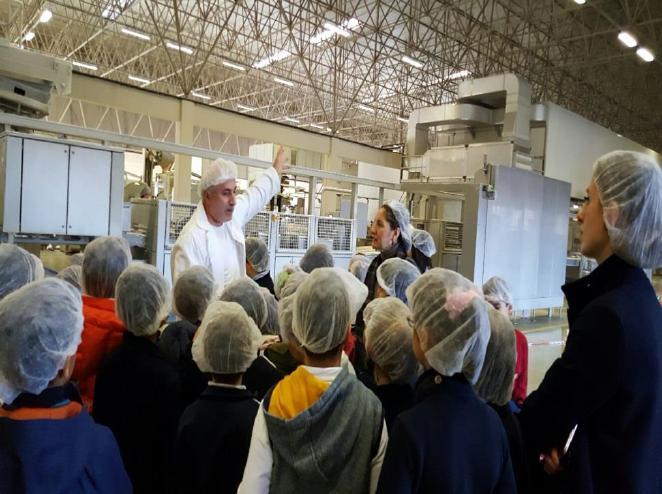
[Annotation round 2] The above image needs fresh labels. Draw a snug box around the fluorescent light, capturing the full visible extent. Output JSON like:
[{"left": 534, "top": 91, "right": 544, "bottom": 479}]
[
  {"left": 253, "top": 50, "right": 291, "bottom": 69},
  {"left": 310, "top": 30, "right": 335, "bottom": 44},
  {"left": 326, "top": 127, "right": 332, "bottom": 132},
  {"left": 397, "top": 116, "right": 408, "bottom": 123},
  {"left": 617, "top": 31, "right": 637, "bottom": 48},
  {"left": 310, "top": 123, "right": 324, "bottom": 129},
  {"left": 191, "top": 91, "right": 211, "bottom": 100},
  {"left": 237, "top": 104, "right": 255, "bottom": 112},
  {"left": 323, "top": 22, "right": 351, "bottom": 38},
  {"left": 636, "top": 47, "right": 654, "bottom": 62},
  {"left": 39, "top": 9, "right": 53, "bottom": 23},
  {"left": 273, "top": 77, "right": 294, "bottom": 87},
  {"left": 344, "top": 18, "right": 360, "bottom": 30},
  {"left": 357, "top": 104, "right": 375, "bottom": 113},
  {"left": 222, "top": 60, "right": 246, "bottom": 71},
  {"left": 128, "top": 75, "right": 150, "bottom": 84},
  {"left": 573, "top": 0, "right": 586, "bottom": 4},
  {"left": 23, "top": 32, "right": 35, "bottom": 42},
  {"left": 166, "top": 41, "right": 193, "bottom": 55},
  {"left": 72, "top": 60, "right": 98, "bottom": 71},
  {"left": 283, "top": 117, "right": 300, "bottom": 124},
  {"left": 121, "top": 27, "right": 150, "bottom": 41},
  {"left": 101, "top": 0, "right": 131, "bottom": 20},
  {"left": 449, "top": 69, "right": 471, "bottom": 80},
  {"left": 402, "top": 55, "right": 424, "bottom": 69}
]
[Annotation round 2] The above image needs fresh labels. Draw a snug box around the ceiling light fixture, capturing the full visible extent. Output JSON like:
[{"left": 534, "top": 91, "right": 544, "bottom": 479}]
[
  {"left": 253, "top": 50, "right": 291, "bottom": 69},
  {"left": 573, "top": 0, "right": 586, "bottom": 4},
  {"left": 128, "top": 75, "right": 150, "bottom": 84},
  {"left": 310, "top": 30, "right": 335, "bottom": 44},
  {"left": 283, "top": 116, "right": 300, "bottom": 123},
  {"left": 326, "top": 127, "right": 333, "bottom": 132},
  {"left": 166, "top": 41, "right": 193, "bottom": 55},
  {"left": 449, "top": 69, "right": 471, "bottom": 80},
  {"left": 344, "top": 18, "right": 360, "bottom": 30},
  {"left": 273, "top": 77, "right": 295, "bottom": 87},
  {"left": 323, "top": 22, "right": 351, "bottom": 38},
  {"left": 237, "top": 104, "right": 256, "bottom": 111},
  {"left": 191, "top": 91, "right": 211, "bottom": 100},
  {"left": 22, "top": 32, "right": 35, "bottom": 42},
  {"left": 310, "top": 123, "right": 324, "bottom": 129},
  {"left": 617, "top": 31, "right": 637, "bottom": 48},
  {"left": 222, "top": 60, "right": 246, "bottom": 71},
  {"left": 636, "top": 47, "right": 655, "bottom": 62},
  {"left": 402, "top": 55, "right": 424, "bottom": 69},
  {"left": 357, "top": 104, "right": 376, "bottom": 113},
  {"left": 39, "top": 9, "right": 53, "bottom": 23},
  {"left": 397, "top": 116, "right": 408, "bottom": 123},
  {"left": 121, "top": 27, "right": 150, "bottom": 41},
  {"left": 72, "top": 60, "right": 98, "bottom": 71}
]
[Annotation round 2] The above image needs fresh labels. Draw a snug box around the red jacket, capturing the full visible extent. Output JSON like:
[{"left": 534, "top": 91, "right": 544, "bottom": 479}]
[
  {"left": 512, "top": 329, "right": 528, "bottom": 406},
  {"left": 72, "top": 296, "right": 126, "bottom": 410}
]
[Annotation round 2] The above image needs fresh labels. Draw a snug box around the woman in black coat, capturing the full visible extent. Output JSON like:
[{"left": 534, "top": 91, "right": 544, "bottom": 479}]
[{"left": 519, "top": 151, "right": 662, "bottom": 493}]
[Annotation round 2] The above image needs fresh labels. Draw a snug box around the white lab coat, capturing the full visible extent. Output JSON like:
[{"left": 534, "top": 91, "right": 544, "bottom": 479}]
[{"left": 171, "top": 167, "right": 279, "bottom": 292}]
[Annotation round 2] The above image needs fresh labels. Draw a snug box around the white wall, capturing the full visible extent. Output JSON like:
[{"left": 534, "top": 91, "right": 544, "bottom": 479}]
[{"left": 544, "top": 102, "right": 660, "bottom": 198}]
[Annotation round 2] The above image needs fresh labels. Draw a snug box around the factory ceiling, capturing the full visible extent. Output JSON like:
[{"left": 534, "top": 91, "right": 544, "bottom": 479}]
[{"left": 2, "top": 0, "right": 662, "bottom": 152}]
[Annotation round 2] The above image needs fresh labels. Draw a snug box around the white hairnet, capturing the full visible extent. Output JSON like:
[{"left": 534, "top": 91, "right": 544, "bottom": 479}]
[
  {"left": 411, "top": 229, "right": 437, "bottom": 257},
  {"left": 173, "top": 266, "right": 215, "bottom": 322},
  {"left": 82, "top": 236, "right": 132, "bottom": 298},
  {"left": 376, "top": 257, "right": 420, "bottom": 303},
  {"left": 57, "top": 265, "right": 82, "bottom": 292},
  {"left": 274, "top": 263, "right": 302, "bottom": 299},
  {"left": 199, "top": 157, "right": 238, "bottom": 195},
  {"left": 364, "top": 298, "right": 418, "bottom": 384},
  {"left": 406, "top": 268, "right": 490, "bottom": 384},
  {"left": 300, "top": 243, "right": 334, "bottom": 273},
  {"left": 592, "top": 151, "right": 662, "bottom": 268},
  {"left": 293, "top": 268, "right": 368, "bottom": 353},
  {"left": 192, "top": 301, "right": 261, "bottom": 374},
  {"left": 0, "top": 244, "right": 44, "bottom": 300},
  {"left": 482, "top": 276, "right": 513, "bottom": 311},
  {"left": 0, "top": 278, "right": 83, "bottom": 404},
  {"left": 277, "top": 272, "right": 309, "bottom": 343},
  {"left": 348, "top": 254, "right": 370, "bottom": 283},
  {"left": 474, "top": 307, "right": 516, "bottom": 406},
  {"left": 383, "top": 200, "right": 413, "bottom": 251},
  {"left": 115, "top": 264, "right": 170, "bottom": 336},
  {"left": 219, "top": 278, "right": 267, "bottom": 328},
  {"left": 261, "top": 289, "right": 280, "bottom": 335},
  {"left": 245, "top": 237, "right": 270, "bottom": 274}
]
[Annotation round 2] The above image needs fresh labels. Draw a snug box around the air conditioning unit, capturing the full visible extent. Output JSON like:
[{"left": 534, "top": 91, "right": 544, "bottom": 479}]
[{"left": 0, "top": 38, "right": 71, "bottom": 117}]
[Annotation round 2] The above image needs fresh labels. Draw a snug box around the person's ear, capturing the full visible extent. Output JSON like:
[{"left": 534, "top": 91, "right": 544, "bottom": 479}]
[{"left": 602, "top": 202, "right": 619, "bottom": 229}]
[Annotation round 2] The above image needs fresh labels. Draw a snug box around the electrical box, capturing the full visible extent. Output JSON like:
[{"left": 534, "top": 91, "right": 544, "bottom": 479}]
[{"left": 0, "top": 132, "right": 124, "bottom": 237}]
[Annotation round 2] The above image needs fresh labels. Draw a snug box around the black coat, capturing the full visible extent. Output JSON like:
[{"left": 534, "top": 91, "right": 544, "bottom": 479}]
[
  {"left": 243, "top": 355, "right": 285, "bottom": 400},
  {"left": 255, "top": 271, "right": 276, "bottom": 296},
  {"left": 377, "top": 372, "right": 516, "bottom": 494},
  {"left": 174, "top": 385, "right": 259, "bottom": 494},
  {"left": 93, "top": 332, "right": 185, "bottom": 494},
  {"left": 373, "top": 383, "right": 414, "bottom": 432},
  {"left": 491, "top": 403, "right": 530, "bottom": 494},
  {"left": 520, "top": 255, "right": 662, "bottom": 493}
]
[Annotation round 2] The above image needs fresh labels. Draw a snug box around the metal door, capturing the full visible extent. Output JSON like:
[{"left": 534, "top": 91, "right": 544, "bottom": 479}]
[{"left": 67, "top": 146, "right": 112, "bottom": 235}]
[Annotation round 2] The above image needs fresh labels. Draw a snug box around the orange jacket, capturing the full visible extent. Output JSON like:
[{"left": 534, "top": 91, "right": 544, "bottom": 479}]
[{"left": 72, "top": 295, "right": 126, "bottom": 410}]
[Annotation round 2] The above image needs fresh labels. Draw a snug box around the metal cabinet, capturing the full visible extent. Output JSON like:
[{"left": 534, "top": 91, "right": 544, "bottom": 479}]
[{"left": 67, "top": 146, "right": 112, "bottom": 235}]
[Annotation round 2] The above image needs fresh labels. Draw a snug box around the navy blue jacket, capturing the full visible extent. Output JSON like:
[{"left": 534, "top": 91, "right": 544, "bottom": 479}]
[
  {"left": 520, "top": 255, "right": 662, "bottom": 493},
  {"left": 377, "top": 372, "right": 516, "bottom": 494},
  {"left": 0, "top": 384, "right": 131, "bottom": 494},
  {"left": 373, "top": 382, "right": 414, "bottom": 432},
  {"left": 94, "top": 332, "right": 185, "bottom": 494},
  {"left": 174, "top": 385, "right": 259, "bottom": 494}
]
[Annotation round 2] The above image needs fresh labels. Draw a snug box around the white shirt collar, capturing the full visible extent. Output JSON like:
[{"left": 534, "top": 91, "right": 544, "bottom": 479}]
[{"left": 301, "top": 365, "right": 343, "bottom": 384}]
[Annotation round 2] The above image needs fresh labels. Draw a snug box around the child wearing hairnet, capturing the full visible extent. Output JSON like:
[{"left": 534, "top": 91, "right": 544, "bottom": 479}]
[
  {"left": 239, "top": 268, "right": 388, "bottom": 494},
  {"left": 377, "top": 268, "right": 516, "bottom": 493},
  {"left": 0, "top": 279, "right": 131, "bottom": 493},
  {"left": 245, "top": 237, "right": 276, "bottom": 295},
  {"left": 93, "top": 264, "right": 185, "bottom": 494},
  {"left": 174, "top": 301, "right": 263, "bottom": 494}
]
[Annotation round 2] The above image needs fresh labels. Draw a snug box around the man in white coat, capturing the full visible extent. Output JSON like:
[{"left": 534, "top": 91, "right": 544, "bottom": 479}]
[{"left": 171, "top": 147, "right": 286, "bottom": 292}]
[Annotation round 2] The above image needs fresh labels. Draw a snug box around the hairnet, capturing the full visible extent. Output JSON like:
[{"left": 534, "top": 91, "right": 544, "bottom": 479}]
[
  {"left": 199, "top": 157, "right": 238, "bottom": 195},
  {"left": 219, "top": 278, "right": 267, "bottom": 328},
  {"left": 376, "top": 257, "right": 420, "bottom": 303},
  {"left": 192, "top": 301, "right": 261, "bottom": 374},
  {"left": 245, "top": 237, "right": 270, "bottom": 274},
  {"left": 411, "top": 229, "right": 437, "bottom": 257},
  {"left": 293, "top": 268, "right": 360, "bottom": 353},
  {"left": 299, "top": 243, "right": 334, "bottom": 273},
  {"left": 0, "top": 278, "right": 83, "bottom": 404},
  {"left": 0, "top": 244, "right": 45, "bottom": 301},
  {"left": 173, "top": 266, "right": 215, "bottom": 322},
  {"left": 474, "top": 307, "right": 517, "bottom": 406},
  {"left": 406, "top": 268, "right": 490, "bottom": 384},
  {"left": 70, "top": 253, "right": 85, "bottom": 266},
  {"left": 274, "top": 263, "right": 302, "bottom": 299},
  {"left": 482, "top": 276, "right": 513, "bottom": 311},
  {"left": 592, "top": 151, "right": 662, "bottom": 268},
  {"left": 348, "top": 254, "right": 370, "bottom": 283},
  {"left": 82, "top": 236, "right": 131, "bottom": 298},
  {"left": 383, "top": 200, "right": 412, "bottom": 251},
  {"left": 115, "top": 264, "right": 170, "bottom": 336},
  {"left": 261, "top": 289, "right": 280, "bottom": 335},
  {"left": 277, "top": 272, "right": 309, "bottom": 343},
  {"left": 364, "top": 298, "right": 419, "bottom": 384},
  {"left": 57, "top": 265, "right": 83, "bottom": 292}
]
